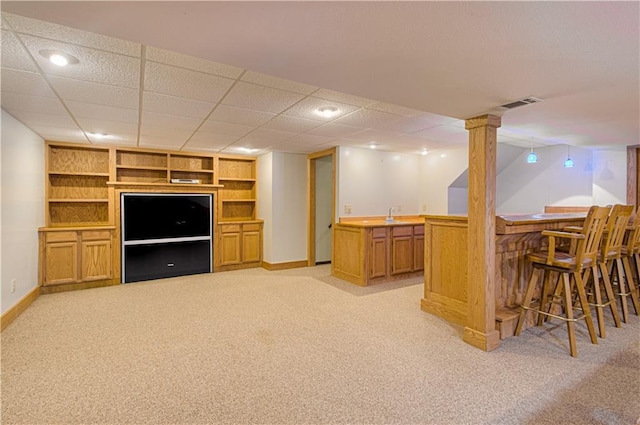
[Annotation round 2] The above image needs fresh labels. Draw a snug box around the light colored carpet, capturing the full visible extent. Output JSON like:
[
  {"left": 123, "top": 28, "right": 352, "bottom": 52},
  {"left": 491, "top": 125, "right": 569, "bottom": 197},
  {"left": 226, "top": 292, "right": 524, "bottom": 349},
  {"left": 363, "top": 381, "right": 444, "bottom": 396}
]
[{"left": 1, "top": 265, "right": 639, "bottom": 425}]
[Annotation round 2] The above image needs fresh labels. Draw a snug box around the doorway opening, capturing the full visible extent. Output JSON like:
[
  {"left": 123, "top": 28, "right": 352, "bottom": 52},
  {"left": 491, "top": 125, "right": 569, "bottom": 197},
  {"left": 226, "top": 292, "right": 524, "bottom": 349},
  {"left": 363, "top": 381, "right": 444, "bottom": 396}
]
[{"left": 308, "top": 148, "right": 336, "bottom": 267}]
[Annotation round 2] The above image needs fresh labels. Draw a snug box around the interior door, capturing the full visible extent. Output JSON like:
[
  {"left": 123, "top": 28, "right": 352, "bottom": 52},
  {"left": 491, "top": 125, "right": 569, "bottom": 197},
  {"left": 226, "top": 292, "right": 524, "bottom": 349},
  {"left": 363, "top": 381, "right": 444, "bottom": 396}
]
[{"left": 315, "top": 156, "right": 333, "bottom": 263}]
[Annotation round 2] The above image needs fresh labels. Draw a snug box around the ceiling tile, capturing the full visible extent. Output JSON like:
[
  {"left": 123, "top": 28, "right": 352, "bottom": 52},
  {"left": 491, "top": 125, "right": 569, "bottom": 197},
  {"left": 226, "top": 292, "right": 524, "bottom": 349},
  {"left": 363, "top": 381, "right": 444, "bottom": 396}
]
[
  {"left": 241, "top": 71, "right": 317, "bottom": 95},
  {"left": 1, "top": 68, "right": 56, "bottom": 97},
  {"left": 1, "top": 92, "right": 68, "bottom": 115},
  {"left": 218, "top": 147, "right": 263, "bottom": 156},
  {"left": 141, "top": 111, "right": 202, "bottom": 131},
  {"left": 75, "top": 118, "right": 138, "bottom": 136},
  {"left": 306, "top": 123, "right": 365, "bottom": 138},
  {"left": 20, "top": 34, "right": 140, "bottom": 88},
  {"left": 280, "top": 133, "right": 334, "bottom": 146},
  {"left": 272, "top": 142, "right": 325, "bottom": 154},
  {"left": 248, "top": 128, "right": 297, "bottom": 143},
  {"left": 222, "top": 81, "right": 305, "bottom": 113},
  {"left": 4, "top": 12, "right": 140, "bottom": 56},
  {"left": 47, "top": 76, "right": 139, "bottom": 109},
  {"left": 231, "top": 135, "right": 278, "bottom": 150},
  {"left": 1, "top": 30, "right": 38, "bottom": 72},
  {"left": 28, "top": 125, "right": 88, "bottom": 143},
  {"left": 146, "top": 46, "right": 243, "bottom": 79},
  {"left": 333, "top": 108, "right": 404, "bottom": 129},
  {"left": 87, "top": 133, "right": 137, "bottom": 145},
  {"left": 345, "top": 129, "right": 398, "bottom": 143},
  {"left": 198, "top": 119, "right": 255, "bottom": 137},
  {"left": 282, "top": 96, "right": 360, "bottom": 121},
  {"left": 8, "top": 109, "right": 77, "bottom": 128},
  {"left": 145, "top": 61, "right": 234, "bottom": 103},
  {"left": 188, "top": 131, "right": 241, "bottom": 146},
  {"left": 209, "top": 105, "right": 275, "bottom": 127},
  {"left": 379, "top": 114, "right": 446, "bottom": 134},
  {"left": 410, "top": 123, "right": 467, "bottom": 139},
  {"left": 66, "top": 100, "right": 138, "bottom": 123},
  {"left": 367, "top": 102, "right": 424, "bottom": 116},
  {"left": 139, "top": 135, "right": 185, "bottom": 150},
  {"left": 143, "top": 92, "right": 215, "bottom": 119},
  {"left": 181, "top": 139, "right": 227, "bottom": 152},
  {"left": 262, "top": 115, "right": 322, "bottom": 133},
  {"left": 313, "top": 88, "right": 377, "bottom": 107}
]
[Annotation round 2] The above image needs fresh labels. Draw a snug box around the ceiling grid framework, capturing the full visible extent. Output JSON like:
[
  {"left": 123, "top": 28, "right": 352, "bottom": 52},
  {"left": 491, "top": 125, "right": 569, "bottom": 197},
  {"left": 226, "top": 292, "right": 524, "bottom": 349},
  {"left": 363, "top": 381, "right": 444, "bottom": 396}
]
[{"left": 1, "top": 3, "right": 638, "bottom": 155}]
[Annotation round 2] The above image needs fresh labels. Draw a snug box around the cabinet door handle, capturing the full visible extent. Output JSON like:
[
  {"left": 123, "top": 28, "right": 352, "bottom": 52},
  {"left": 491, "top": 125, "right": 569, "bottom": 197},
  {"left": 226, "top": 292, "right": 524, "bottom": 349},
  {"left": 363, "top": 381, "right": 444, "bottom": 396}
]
[{"left": 328, "top": 223, "right": 332, "bottom": 229}]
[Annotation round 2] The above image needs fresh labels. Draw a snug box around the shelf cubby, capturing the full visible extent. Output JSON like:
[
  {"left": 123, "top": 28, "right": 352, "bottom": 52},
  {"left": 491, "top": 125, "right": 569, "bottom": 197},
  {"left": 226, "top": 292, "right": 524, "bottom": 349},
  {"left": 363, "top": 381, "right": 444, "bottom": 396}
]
[
  {"left": 49, "top": 175, "right": 109, "bottom": 200},
  {"left": 49, "top": 145, "right": 110, "bottom": 174}
]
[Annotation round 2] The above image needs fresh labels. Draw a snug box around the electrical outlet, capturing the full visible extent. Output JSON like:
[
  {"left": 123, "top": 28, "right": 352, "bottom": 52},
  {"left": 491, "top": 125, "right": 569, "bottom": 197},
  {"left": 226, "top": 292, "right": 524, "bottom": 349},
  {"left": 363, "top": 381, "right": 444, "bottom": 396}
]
[
  {"left": 344, "top": 204, "right": 352, "bottom": 214},
  {"left": 422, "top": 204, "right": 427, "bottom": 212},
  {"left": 10, "top": 279, "right": 16, "bottom": 294}
]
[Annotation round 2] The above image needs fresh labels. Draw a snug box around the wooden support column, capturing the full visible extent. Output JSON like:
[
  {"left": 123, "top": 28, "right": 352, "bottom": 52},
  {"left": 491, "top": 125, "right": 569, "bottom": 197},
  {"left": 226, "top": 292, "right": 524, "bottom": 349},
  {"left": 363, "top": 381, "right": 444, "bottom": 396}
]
[{"left": 463, "top": 114, "right": 501, "bottom": 351}]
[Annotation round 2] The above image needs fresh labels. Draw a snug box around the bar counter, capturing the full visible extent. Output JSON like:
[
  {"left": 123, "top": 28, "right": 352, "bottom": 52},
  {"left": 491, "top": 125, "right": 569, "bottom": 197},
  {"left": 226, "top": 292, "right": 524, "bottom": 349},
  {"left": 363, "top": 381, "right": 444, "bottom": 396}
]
[{"left": 421, "top": 212, "right": 586, "bottom": 339}]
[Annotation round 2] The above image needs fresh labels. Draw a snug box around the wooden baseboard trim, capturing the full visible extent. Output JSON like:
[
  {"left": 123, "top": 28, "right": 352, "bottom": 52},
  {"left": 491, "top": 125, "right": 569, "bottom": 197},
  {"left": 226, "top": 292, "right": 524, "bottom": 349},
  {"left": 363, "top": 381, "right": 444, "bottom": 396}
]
[
  {"left": 1, "top": 286, "right": 40, "bottom": 332},
  {"left": 262, "top": 260, "right": 308, "bottom": 271},
  {"left": 40, "top": 279, "right": 119, "bottom": 294}
]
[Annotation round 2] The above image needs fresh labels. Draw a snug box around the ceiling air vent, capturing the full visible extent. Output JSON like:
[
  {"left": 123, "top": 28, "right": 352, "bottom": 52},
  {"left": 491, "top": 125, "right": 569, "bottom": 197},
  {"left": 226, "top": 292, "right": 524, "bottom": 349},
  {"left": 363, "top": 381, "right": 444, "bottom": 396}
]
[{"left": 500, "top": 97, "right": 543, "bottom": 109}]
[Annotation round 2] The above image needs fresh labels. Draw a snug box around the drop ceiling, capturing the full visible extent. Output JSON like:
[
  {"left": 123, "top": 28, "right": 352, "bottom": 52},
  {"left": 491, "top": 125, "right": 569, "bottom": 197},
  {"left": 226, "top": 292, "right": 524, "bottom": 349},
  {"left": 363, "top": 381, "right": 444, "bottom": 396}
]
[{"left": 1, "top": 2, "right": 638, "bottom": 156}]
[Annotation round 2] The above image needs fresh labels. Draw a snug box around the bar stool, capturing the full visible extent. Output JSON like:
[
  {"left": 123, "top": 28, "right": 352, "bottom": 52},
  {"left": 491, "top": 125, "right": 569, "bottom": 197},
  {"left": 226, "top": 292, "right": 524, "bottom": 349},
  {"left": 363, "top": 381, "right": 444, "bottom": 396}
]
[
  {"left": 515, "top": 205, "right": 610, "bottom": 357},
  {"left": 619, "top": 220, "right": 640, "bottom": 321},
  {"left": 581, "top": 204, "right": 631, "bottom": 337}
]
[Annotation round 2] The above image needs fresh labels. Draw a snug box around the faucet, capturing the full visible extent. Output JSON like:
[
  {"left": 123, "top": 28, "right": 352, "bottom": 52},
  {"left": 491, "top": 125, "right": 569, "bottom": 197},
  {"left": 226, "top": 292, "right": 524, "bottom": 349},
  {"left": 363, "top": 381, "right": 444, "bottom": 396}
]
[{"left": 386, "top": 207, "right": 394, "bottom": 223}]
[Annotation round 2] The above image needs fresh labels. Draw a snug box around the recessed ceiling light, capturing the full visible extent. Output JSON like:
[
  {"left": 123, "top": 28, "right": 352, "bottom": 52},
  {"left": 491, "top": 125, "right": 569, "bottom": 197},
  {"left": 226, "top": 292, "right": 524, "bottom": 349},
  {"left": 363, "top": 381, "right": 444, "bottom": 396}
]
[
  {"left": 369, "top": 143, "right": 377, "bottom": 150},
  {"left": 39, "top": 50, "right": 79, "bottom": 67},
  {"left": 88, "top": 132, "right": 111, "bottom": 140},
  {"left": 314, "top": 106, "right": 340, "bottom": 118},
  {"left": 421, "top": 149, "right": 428, "bottom": 156},
  {"left": 236, "top": 147, "right": 259, "bottom": 154}
]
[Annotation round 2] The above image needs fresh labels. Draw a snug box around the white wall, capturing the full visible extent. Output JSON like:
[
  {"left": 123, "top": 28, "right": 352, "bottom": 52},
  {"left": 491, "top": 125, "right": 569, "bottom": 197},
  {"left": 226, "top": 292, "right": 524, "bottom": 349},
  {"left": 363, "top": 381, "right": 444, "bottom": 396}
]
[
  {"left": 1, "top": 110, "right": 44, "bottom": 315},
  {"left": 418, "top": 147, "right": 469, "bottom": 215},
  {"left": 592, "top": 148, "right": 627, "bottom": 206},
  {"left": 257, "top": 152, "right": 307, "bottom": 264},
  {"left": 257, "top": 153, "right": 274, "bottom": 262},
  {"left": 496, "top": 145, "right": 593, "bottom": 214},
  {"left": 338, "top": 147, "right": 421, "bottom": 218}
]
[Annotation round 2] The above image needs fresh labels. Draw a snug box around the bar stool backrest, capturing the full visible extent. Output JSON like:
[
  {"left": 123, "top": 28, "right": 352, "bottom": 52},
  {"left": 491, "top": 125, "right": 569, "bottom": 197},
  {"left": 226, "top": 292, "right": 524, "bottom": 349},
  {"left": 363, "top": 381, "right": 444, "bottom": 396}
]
[
  {"left": 600, "top": 204, "right": 634, "bottom": 261},
  {"left": 576, "top": 205, "right": 611, "bottom": 270}
]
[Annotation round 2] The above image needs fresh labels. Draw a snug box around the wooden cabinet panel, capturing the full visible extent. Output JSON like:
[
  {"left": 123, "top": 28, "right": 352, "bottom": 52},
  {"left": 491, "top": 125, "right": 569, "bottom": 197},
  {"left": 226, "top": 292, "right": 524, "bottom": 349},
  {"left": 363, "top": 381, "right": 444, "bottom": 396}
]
[
  {"left": 414, "top": 234, "right": 425, "bottom": 272},
  {"left": 242, "top": 231, "right": 261, "bottom": 263},
  {"left": 220, "top": 232, "right": 242, "bottom": 265},
  {"left": 41, "top": 229, "right": 114, "bottom": 287},
  {"left": 44, "top": 242, "right": 78, "bottom": 285},
  {"left": 369, "top": 237, "right": 387, "bottom": 278},
  {"left": 391, "top": 236, "right": 413, "bottom": 275},
  {"left": 81, "top": 240, "right": 112, "bottom": 281}
]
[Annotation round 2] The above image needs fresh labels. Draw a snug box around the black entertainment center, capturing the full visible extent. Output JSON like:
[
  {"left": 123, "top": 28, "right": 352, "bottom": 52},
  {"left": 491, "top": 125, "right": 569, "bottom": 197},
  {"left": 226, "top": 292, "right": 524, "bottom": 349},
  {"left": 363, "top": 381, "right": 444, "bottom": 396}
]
[{"left": 121, "top": 193, "right": 213, "bottom": 283}]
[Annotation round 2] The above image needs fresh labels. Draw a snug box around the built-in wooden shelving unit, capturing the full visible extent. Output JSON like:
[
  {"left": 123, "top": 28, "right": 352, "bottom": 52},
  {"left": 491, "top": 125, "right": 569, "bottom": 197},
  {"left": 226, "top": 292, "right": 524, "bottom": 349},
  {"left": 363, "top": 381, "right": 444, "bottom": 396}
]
[{"left": 41, "top": 141, "right": 262, "bottom": 290}]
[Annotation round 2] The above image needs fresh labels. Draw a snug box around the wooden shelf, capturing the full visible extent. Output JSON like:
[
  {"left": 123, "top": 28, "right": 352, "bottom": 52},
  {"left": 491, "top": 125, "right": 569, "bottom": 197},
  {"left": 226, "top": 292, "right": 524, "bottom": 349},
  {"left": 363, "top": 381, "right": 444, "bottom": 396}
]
[
  {"left": 219, "top": 177, "right": 256, "bottom": 182},
  {"left": 107, "top": 182, "right": 223, "bottom": 188},
  {"left": 49, "top": 171, "right": 110, "bottom": 177},
  {"left": 221, "top": 199, "right": 257, "bottom": 203},
  {"left": 49, "top": 199, "right": 109, "bottom": 203},
  {"left": 116, "top": 165, "right": 167, "bottom": 171},
  {"left": 171, "top": 168, "right": 214, "bottom": 173}
]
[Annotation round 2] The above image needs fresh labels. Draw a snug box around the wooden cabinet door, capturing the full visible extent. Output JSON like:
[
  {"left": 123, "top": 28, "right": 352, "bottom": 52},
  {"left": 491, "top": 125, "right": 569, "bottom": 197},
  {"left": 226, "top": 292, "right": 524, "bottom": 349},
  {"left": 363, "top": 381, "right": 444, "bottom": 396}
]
[
  {"left": 413, "top": 235, "right": 425, "bottom": 272},
  {"left": 242, "top": 230, "right": 261, "bottom": 263},
  {"left": 45, "top": 242, "right": 78, "bottom": 285},
  {"left": 81, "top": 240, "right": 112, "bottom": 281},
  {"left": 391, "top": 235, "right": 413, "bottom": 275},
  {"left": 220, "top": 232, "right": 242, "bottom": 265},
  {"left": 369, "top": 237, "right": 387, "bottom": 278}
]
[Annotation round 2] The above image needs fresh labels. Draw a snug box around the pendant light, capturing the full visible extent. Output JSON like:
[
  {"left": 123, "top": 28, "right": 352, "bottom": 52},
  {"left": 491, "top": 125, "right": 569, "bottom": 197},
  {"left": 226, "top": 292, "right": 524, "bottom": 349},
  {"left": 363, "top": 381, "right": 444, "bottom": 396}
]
[
  {"left": 526, "top": 147, "right": 538, "bottom": 164},
  {"left": 564, "top": 145, "right": 574, "bottom": 168}
]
